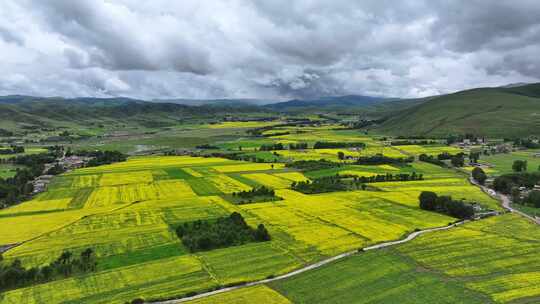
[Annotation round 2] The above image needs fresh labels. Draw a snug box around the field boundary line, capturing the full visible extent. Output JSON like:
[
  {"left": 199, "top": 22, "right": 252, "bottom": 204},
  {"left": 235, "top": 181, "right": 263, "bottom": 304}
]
[{"left": 151, "top": 221, "right": 465, "bottom": 304}]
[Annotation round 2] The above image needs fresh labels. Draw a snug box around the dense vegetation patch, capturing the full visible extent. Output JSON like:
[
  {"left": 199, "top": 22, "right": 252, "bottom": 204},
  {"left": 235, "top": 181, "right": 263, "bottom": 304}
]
[
  {"left": 0, "top": 248, "right": 97, "bottom": 292},
  {"left": 493, "top": 172, "right": 540, "bottom": 194},
  {"left": 175, "top": 212, "right": 270, "bottom": 252},
  {"left": 356, "top": 155, "right": 414, "bottom": 165},
  {"left": 75, "top": 150, "right": 127, "bottom": 167},
  {"left": 419, "top": 191, "right": 475, "bottom": 219},
  {"left": 292, "top": 172, "right": 423, "bottom": 194},
  {"left": 313, "top": 141, "right": 366, "bottom": 149},
  {"left": 229, "top": 186, "right": 282, "bottom": 204},
  {"left": 0, "top": 146, "right": 25, "bottom": 155},
  {"left": 259, "top": 143, "right": 285, "bottom": 151},
  {"left": 285, "top": 159, "right": 341, "bottom": 171}
]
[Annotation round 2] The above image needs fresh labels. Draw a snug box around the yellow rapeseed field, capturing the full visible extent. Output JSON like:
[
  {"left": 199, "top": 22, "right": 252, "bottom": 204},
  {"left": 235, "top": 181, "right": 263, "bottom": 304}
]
[
  {"left": 208, "top": 175, "right": 252, "bottom": 193},
  {"left": 188, "top": 285, "right": 292, "bottom": 304},
  {"left": 213, "top": 163, "right": 285, "bottom": 173}
]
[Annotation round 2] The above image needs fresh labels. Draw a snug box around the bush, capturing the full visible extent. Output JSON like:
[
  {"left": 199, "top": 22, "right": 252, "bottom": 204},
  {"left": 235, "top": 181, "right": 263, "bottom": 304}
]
[
  {"left": 472, "top": 167, "right": 487, "bottom": 185},
  {"left": 176, "top": 212, "right": 270, "bottom": 252},
  {"left": 418, "top": 191, "right": 474, "bottom": 219}
]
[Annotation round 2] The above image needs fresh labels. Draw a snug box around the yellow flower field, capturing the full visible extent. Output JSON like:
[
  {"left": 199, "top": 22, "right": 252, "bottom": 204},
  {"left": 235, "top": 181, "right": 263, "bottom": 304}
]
[
  {"left": 99, "top": 171, "right": 153, "bottom": 186},
  {"left": 273, "top": 172, "right": 309, "bottom": 182},
  {"left": 189, "top": 285, "right": 291, "bottom": 304},
  {"left": 242, "top": 173, "right": 292, "bottom": 189},
  {"left": 208, "top": 175, "right": 252, "bottom": 193},
  {"left": 213, "top": 163, "right": 285, "bottom": 173}
]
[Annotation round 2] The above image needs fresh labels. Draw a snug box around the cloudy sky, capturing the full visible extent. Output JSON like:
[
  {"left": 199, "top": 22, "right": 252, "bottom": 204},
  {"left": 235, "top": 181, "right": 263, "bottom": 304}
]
[{"left": 1, "top": 0, "right": 539, "bottom": 100}]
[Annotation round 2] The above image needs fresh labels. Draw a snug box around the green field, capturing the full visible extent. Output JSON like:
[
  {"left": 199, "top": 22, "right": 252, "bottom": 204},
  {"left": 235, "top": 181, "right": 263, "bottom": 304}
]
[
  {"left": 268, "top": 214, "right": 540, "bottom": 304},
  {"left": 480, "top": 150, "right": 540, "bottom": 175}
]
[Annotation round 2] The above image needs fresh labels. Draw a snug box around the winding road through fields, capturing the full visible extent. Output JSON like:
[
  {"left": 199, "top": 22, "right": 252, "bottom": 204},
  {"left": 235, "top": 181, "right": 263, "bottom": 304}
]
[
  {"left": 153, "top": 221, "right": 467, "bottom": 304},
  {"left": 470, "top": 177, "right": 540, "bottom": 225}
]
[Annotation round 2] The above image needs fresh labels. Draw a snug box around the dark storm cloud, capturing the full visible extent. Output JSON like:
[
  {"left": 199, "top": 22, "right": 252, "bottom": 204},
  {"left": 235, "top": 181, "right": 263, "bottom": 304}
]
[{"left": 0, "top": 0, "right": 539, "bottom": 99}]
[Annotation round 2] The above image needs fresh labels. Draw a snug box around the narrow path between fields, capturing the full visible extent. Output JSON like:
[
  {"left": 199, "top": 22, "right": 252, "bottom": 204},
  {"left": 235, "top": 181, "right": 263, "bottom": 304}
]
[{"left": 151, "top": 221, "right": 468, "bottom": 304}]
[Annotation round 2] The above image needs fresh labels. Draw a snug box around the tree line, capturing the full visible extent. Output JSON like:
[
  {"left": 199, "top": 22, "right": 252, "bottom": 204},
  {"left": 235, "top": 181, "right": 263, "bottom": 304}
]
[
  {"left": 493, "top": 172, "right": 540, "bottom": 194},
  {"left": 419, "top": 191, "right": 475, "bottom": 219},
  {"left": 0, "top": 146, "right": 25, "bottom": 155},
  {"left": 313, "top": 141, "right": 366, "bottom": 149},
  {"left": 233, "top": 186, "right": 275, "bottom": 199},
  {"left": 176, "top": 212, "right": 270, "bottom": 252},
  {"left": 356, "top": 155, "right": 414, "bottom": 165},
  {"left": 0, "top": 153, "right": 58, "bottom": 208},
  {"left": 291, "top": 172, "right": 423, "bottom": 194},
  {"left": 285, "top": 159, "right": 342, "bottom": 171},
  {"left": 74, "top": 150, "right": 127, "bottom": 167},
  {"left": 0, "top": 248, "right": 97, "bottom": 292}
]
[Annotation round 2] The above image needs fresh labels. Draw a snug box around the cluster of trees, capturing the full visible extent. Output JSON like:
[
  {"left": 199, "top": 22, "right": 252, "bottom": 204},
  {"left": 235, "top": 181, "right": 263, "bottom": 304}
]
[
  {"left": 391, "top": 140, "right": 437, "bottom": 146},
  {"left": 313, "top": 141, "right": 366, "bottom": 149},
  {"left": 494, "top": 172, "right": 540, "bottom": 194},
  {"left": 0, "top": 129, "right": 14, "bottom": 137},
  {"left": 206, "top": 152, "right": 275, "bottom": 164},
  {"left": 472, "top": 167, "right": 487, "bottom": 185},
  {"left": 356, "top": 155, "right": 414, "bottom": 165},
  {"left": 75, "top": 150, "right": 127, "bottom": 167},
  {"left": 469, "top": 152, "right": 481, "bottom": 164},
  {"left": 419, "top": 191, "right": 475, "bottom": 219},
  {"left": 176, "top": 212, "right": 270, "bottom": 252},
  {"left": 418, "top": 152, "right": 467, "bottom": 168},
  {"left": 260, "top": 143, "right": 285, "bottom": 151},
  {"left": 419, "top": 154, "right": 446, "bottom": 167},
  {"left": 292, "top": 172, "right": 424, "bottom": 194},
  {"left": 233, "top": 186, "right": 275, "bottom": 199},
  {"left": 450, "top": 154, "right": 465, "bottom": 167},
  {"left": 289, "top": 143, "right": 308, "bottom": 150},
  {"left": 0, "top": 146, "right": 25, "bottom": 155},
  {"left": 0, "top": 248, "right": 96, "bottom": 292},
  {"left": 348, "top": 172, "right": 423, "bottom": 183},
  {"left": 0, "top": 153, "right": 57, "bottom": 207},
  {"left": 512, "top": 160, "right": 528, "bottom": 172},
  {"left": 285, "top": 159, "right": 341, "bottom": 171},
  {"left": 524, "top": 191, "right": 540, "bottom": 208},
  {"left": 195, "top": 144, "right": 219, "bottom": 150},
  {"left": 291, "top": 176, "right": 348, "bottom": 194},
  {"left": 513, "top": 138, "right": 540, "bottom": 149},
  {"left": 446, "top": 134, "right": 479, "bottom": 145}
]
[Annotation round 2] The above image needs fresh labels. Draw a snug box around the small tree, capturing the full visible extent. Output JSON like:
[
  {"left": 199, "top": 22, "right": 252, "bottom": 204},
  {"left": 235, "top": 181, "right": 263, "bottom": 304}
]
[
  {"left": 512, "top": 160, "right": 527, "bottom": 172},
  {"left": 419, "top": 191, "right": 438, "bottom": 211},
  {"left": 451, "top": 155, "right": 465, "bottom": 167},
  {"left": 337, "top": 151, "right": 345, "bottom": 160},
  {"left": 471, "top": 167, "right": 487, "bottom": 185},
  {"left": 527, "top": 190, "right": 540, "bottom": 208}
]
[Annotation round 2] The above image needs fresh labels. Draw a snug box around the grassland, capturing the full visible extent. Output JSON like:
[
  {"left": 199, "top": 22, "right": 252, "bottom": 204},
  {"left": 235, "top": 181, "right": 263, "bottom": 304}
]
[
  {"left": 480, "top": 150, "right": 540, "bottom": 175},
  {"left": 267, "top": 214, "right": 540, "bottom": 304}
]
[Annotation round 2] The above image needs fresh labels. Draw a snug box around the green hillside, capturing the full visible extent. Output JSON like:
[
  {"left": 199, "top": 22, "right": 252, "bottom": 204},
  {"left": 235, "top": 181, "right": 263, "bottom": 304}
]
[
  {"left": 0, "top": 97, "right": 264, "bottom": 132},
  {"left": 377, "top": 83, "right": 540, "bottom": 138}
]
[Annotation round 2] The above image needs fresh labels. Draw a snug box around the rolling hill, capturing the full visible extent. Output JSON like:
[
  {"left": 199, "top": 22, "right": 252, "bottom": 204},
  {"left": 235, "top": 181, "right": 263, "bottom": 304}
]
[
  {"left": 377, "top": 83, "right": 540, "bottom": 138},
  {"left": 264, "top": 95, "right": 397, "bottom": 111},
  {"left": 0, "top": 96, "right": 263, "bottom": 132}
]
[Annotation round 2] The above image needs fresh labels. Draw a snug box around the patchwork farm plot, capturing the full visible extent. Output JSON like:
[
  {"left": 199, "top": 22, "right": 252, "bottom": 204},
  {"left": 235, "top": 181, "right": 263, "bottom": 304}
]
[
  {"left": 0, "top": 152, "right": 491, "bottom": 303},
  {"left": 0, "top": 123, "right": 535, "bottom": 304}
]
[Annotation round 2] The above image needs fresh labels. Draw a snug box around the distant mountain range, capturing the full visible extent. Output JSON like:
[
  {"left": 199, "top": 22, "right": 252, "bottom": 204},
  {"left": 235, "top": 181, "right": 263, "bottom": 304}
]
[
  {"left": 1, "top": 82, "right": 539, "bottom": 137},
  {"left": 263, "top": 95, "right": 398, "bottom": 111}
]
